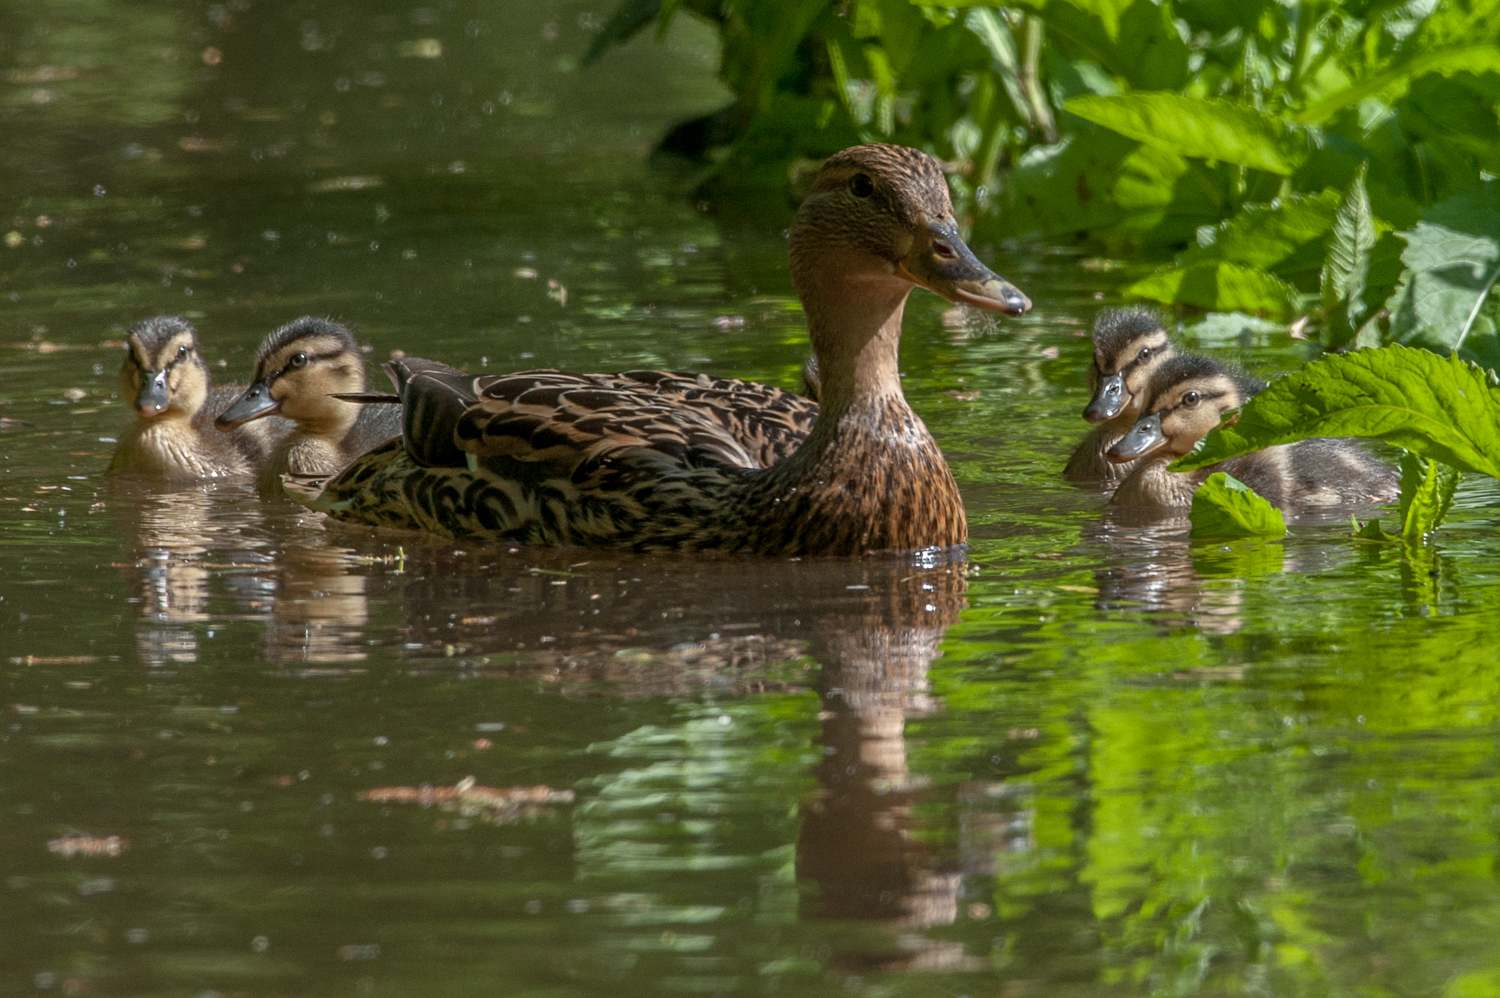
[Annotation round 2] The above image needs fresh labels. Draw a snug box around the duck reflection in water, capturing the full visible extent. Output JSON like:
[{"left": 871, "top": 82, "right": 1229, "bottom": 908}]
[
  {"left": 377, "top": 549, "right": 1015, "bottom": 974},
  {"left": 113, "top": 482, "right": 268, "bottom": 665},
  {"left": 113, "top": 483, "right": 371, "bottom": 666}
]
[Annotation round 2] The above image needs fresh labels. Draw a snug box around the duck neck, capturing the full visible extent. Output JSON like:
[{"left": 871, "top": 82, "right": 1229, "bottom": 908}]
[{"left": 802, "top": 271, "right": 912, "bottom": 428}]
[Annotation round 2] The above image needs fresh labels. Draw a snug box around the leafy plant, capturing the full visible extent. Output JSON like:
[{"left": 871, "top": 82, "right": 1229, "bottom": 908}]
[
  {"left": 587, "top": 0, "right": 1500, "bottom": 353},
  {"left": 1188, "top": 472, "right": 1286, "bottom": 540},
  {"left": 1172, "top": 344, "right": 1500, "bottom": 479},
  {"left": 1398, "top": 452, "right": 1461, "bottom": 544}
]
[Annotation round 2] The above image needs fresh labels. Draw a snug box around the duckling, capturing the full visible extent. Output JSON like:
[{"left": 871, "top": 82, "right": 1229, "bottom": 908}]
[
  {"left": 107, "top": 315, "right": 282, "bottom": 479},
  {"left": 214, "top": 317, "right": 401, "bottom": 493},
  {"left": 1108, "top": 354, "right": 1398, "bottom": 512},
  {"left": 285, "top": 144, "right": 1031, "bottom": 554},
  {"left": 1063, "top": 307, "right": 1175, "bottom": 483}
]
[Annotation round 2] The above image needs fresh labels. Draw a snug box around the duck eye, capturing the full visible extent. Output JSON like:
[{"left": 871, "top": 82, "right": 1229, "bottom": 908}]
[
  {"left": 1182, "top": 391, "right": 1200, "bottom": 407},
  {"left": 1137, "top": 347, "right": 1151, "bottom": 362},
  {"left": 176, "top": 345, "right": 189, "bottom": 360},
  {"left": 850, "top": 173, "right": 874, "bottom": 198},
  {"left": 289, "top": 352, "right": 308, "bottom": 369}
]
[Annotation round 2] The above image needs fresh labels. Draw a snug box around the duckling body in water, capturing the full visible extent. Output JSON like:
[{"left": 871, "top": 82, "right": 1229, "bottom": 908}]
[
  {"left": 1064, "top": 307, "right": 1174, "bottom": 484},
  {"left": 107, "top": 316, "right": 283, "bottom": 479},
  {"left": 1108, "top": 354, "right": 1398, "bottom": 512},
  {"left": 288, "top": 144, "right": 1032, "bottom": 554},
  {"left": 215, "top": 317, "right": 401, "bottom": 493}
]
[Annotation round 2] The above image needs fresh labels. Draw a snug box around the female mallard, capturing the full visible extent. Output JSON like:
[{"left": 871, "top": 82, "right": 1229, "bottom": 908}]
[
  {"left": 107, "top": 315, "right": 283, "bottom": 479},
  {"left": 288, "top": 144, "right": 1030, "bottom": 554},
  {"left": 1108, "top": 354, "right": 1398, "bottom": 511},
  {"left": 213, "top": 317, "right": 401, "bottom": 492},
  {"left": 1063, "top": 307, "right": 1174, "bottom": 484}
]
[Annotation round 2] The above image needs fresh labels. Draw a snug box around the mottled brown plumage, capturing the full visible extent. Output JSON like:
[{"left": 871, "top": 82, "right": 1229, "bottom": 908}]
[
  {"left": 288, "top": 144, "right": 1029, "bottom": 554},
  {"left": 107, "top": 316, "right": 283, "bottom": 480},
  {"left": 1064, "top": 307, "right": 1174, "bottom": 484},
  {"left": 214, "top": 317, "right": 401, "bottom": 492},
  {"left": 1109, "top": 354, "right": 1398, "bottom": 512}
]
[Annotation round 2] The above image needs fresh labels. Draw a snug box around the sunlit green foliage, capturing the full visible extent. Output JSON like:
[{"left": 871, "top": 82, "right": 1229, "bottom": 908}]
[
  {"left": 591, "top": 0, "right": 1500, "bottom": 348},
  {"left": 1188, "top": 471, "right": 1286, "bottom": 539}
]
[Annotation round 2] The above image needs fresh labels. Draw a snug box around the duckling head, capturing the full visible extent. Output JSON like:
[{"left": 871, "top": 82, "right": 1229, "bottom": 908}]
[
  {"left": 1107, "top": 354, "right": 1264, "bottom": 462},
  {"left": 120, "top": 315, "right": 211, "bottom": 421},
  {"left": 789, "top": 145, "right": 1028, "bottom": 348},
  {"left": 1083, "top": 306, "right": 1173, "bottom": 423},
  {"left": 216, "top": 317, "right": 366, "bottom": 435}
]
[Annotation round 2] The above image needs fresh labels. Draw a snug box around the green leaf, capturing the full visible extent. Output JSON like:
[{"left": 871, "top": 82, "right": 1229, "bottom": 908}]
[
  {"left": 1294, "top": 44, "right": 1500, "bottom": 125},
  {"left": 1398, "top": 452, "right": 1461, "bottom": 544},
  {"left": 1351, "top": 515, "right": 1391, "bottom": 542},
  {"left": 1321, "top": 166, "right": 1378, "bottom": 349},
  {"left": 1189, "top": 472, "right": 1287, "bottom": 539},
  {"left": 581, "top": 0, "right": 666, "bottom": 67},
  {"left": 1180, "top": 190, "right": 1342, "bottom": 273},
  {"left": 1126, "top": 261, "right": 1301, "bottom": 319},
  {"left": 1065, "top": 93, "right": 1313, "bottom": 175},
  {"left": 1385, "top": 180, "right": 1500, "bottom": 360},
  {"left": 1172, "top": 344, "right": 1500, "bottom": 480}
]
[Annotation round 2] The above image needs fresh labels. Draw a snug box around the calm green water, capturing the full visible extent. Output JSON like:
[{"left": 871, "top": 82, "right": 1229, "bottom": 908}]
[{"left": 5, "top": 4, "right": 1500, "bottom": 997}]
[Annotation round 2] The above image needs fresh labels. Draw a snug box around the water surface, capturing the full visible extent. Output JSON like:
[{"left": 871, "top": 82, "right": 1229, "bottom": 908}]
[{"left": 5, "top": 4, "right": 1500, "bottom": 996}]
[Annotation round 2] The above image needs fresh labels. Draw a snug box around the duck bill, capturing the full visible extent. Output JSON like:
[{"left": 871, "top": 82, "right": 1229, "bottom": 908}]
[
  {"left": 214, "top": 380, "right": 279, "bottom": 429},
  {"left": 1084, "top": 372, "right": 1127, "bottom": 423},
  {"left": 1107, "top": 412, "right": 1167, "bottom": 462},
  {"left": 896, "top": 216, "right": 1030, "bottom": 316},
  {"left": 135, "top": 370, "right": 171, "bottom": 417}
]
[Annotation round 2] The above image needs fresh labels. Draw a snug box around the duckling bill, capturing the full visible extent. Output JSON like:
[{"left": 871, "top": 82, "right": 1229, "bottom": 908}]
[
  {"left": 1108, "top": 354, "right": 1398, "bottom": 512},
  {"left": 215, "top": 317, "right": 401, "bottom": 492},
  {"left": 1064, "top": 307, "right": 1174, "bottom": 484},
  {"left": 107, "top": 315, "right": 282, "bottom": 480},
  {"left": 287, "top": 144, "right": 1030, "bottom": 554}
]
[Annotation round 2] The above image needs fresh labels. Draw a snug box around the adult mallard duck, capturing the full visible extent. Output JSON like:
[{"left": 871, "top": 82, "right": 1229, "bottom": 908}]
[
  {"left": 213, "top": 317, "right": 401, "bottom": 492},
  {"left": 1108, "top": 354, "right": 1398, "bottom": 512},
  {"left": 1063, "top": 307, "right": 1175, "bottom": 484},
  {"left": 107, "top": 315, "right": 283, "bottom": 479},
  {"left": 287, "top": 144, "right": 1030, "bottom": 554}
]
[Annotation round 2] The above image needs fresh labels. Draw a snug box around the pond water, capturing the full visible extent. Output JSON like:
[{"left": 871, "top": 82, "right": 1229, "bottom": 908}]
[{"left": 5, "top": 3, "right": 1500, "bottom": 996}]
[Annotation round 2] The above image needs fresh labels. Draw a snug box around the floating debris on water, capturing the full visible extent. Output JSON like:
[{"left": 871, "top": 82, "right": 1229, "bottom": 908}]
[
  {"left": 361, "top": 779, "right": 574, "bottom": 824},
  {"left": 48, "top": 835, "right": 128, "bottom": 858}
]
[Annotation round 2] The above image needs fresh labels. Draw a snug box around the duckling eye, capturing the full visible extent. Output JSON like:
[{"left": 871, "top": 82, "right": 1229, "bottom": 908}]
[
  {"left": 850, "top": 173, "right": 874, "bottom": 198},
  {"left": 288, "top": 352, "right": 308, "bottom": 370},
  {"left": 176, "top": 345, "right": 189, "bottom": 361},
  {"left": 1181, "top": 391, "right": 1201, "bottom": 407},
  {"left": 1137, "top": 347, "right": 1151, "bottom": 362}
]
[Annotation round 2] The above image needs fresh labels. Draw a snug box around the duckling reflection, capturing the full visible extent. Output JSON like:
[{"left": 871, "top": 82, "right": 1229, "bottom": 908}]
[
  {"left": 109, "top": 481, "right": 270, "bottom": 665},
  {"left": 261, "top": 533, "right": 370, "bottom": 665}
]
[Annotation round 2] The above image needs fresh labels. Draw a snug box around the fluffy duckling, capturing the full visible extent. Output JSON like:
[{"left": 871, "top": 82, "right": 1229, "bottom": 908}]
[
  {"left": 1108, "top": 354, "right": 1398, "bottom": 512},
  {"left": 107, "top": 315, "right": 282, "bottom": 479},
  {"left": 1064, "top": 307, "right": 1175, "bottom": 483},
  {"left": 214, "top": 317, "right": 401, "bottom": 492}
]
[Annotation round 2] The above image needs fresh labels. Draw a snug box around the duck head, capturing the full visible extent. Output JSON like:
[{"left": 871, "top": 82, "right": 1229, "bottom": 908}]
[
  {"left": 120, "top": 315, "right": 210, "bottom": 421},
  {"left": 1083, "top": 307, "right": 1174, "bottom": 423},
  {"left": 216, "top": 317, "right": 367, "bottom": 436},
  {"left": 1107, "top": 354, "right": 1264, "bottom": 462}
]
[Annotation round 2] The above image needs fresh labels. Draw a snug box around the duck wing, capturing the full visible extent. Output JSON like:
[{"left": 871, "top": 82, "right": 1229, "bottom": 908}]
[{"left": 388, "top": 360, "right": 815, "bottom": 475}]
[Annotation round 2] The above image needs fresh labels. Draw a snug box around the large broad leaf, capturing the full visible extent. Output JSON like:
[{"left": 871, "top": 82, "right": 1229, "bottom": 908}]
[
  {"left": 1189, "top": 472, "right": 1287, "bottom": 539},
  {"left": 1179, "top": 190, "right": 1341, "bottom": 272},
  {"left": 581, "top": 0, "right": 665, "bottom": 67},
  {"left": 1127, "top": 261, "right": 1301, "bottom": 319},
  {"left": 1385, "top": 180, "right": 1500, "bottom": 361},
  {"left": 1398, "top": 452, "right": 1461, "bottom": 544},
  {"left": 1172, "top": 344, "right": 1500, "bottom": 479},
  {"left": 1320, "top": 166, "right": 1377, "bottom": 349},
  {"left": 1295, "top": 44, "right": 1500, "bottom": 125},
  {"left": 1065, "top": 93, "right": 1313, "bottom": 175}
]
